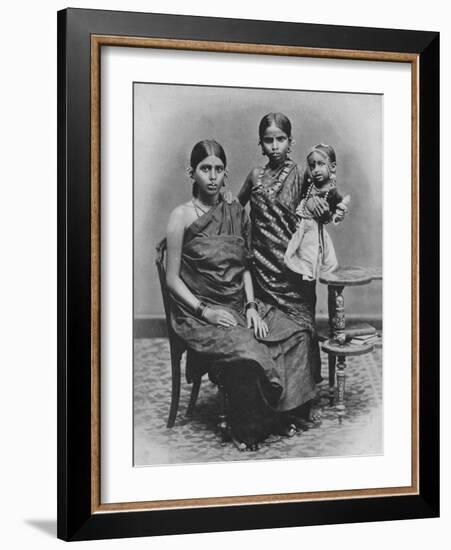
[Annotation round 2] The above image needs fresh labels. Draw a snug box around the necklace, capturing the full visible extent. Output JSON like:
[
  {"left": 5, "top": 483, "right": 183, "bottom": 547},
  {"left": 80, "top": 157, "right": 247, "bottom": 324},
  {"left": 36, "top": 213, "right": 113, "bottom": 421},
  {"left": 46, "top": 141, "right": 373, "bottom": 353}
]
[
  {"left": 301, "top": 179, "right": 335, "bottom": 217},
  {"left": 254, "top": 158, "right": 293, "bottom": 196},
  {"left": 191, "top": 197, "right": 218, "bottom": 218}
]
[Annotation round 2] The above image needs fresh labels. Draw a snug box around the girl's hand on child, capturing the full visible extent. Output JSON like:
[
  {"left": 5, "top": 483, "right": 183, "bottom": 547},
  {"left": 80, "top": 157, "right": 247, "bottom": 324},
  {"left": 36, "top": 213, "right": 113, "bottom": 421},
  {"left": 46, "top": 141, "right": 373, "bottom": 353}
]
[
  {"left": 306, "top": 196, "right": 330, "bottom": 219},
  {"left": 204, "top": 307, "right": 237, "bottom": 328},
  {"left": 246, "top": 309, "right": 269, "bottom": 339}
]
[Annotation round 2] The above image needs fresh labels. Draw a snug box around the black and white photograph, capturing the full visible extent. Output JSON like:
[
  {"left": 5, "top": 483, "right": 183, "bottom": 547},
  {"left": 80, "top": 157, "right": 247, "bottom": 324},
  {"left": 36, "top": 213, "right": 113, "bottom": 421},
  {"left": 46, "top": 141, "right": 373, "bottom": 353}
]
[
  {"left": 0, "top": 0, "right": 445, "bottom": 545},
  {"left": 133, "top": 82, "right": 383, "bottom": 465}
]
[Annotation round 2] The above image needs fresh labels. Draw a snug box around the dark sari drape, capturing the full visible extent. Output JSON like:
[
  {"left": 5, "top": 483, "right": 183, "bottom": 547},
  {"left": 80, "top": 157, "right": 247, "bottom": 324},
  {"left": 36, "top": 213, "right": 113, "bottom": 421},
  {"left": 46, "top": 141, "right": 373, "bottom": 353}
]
[
  {"left": 169, "top": 200, "right": 316, "bottom": 444},
  {"left": 239, "top": 159, "right": 323, "bottom": 388},
  {"left": 170, "top": 201, "right": 280, "bottom": 389},
  {"left": 170, "top": 201, "right": 280, "bottom": 445}
]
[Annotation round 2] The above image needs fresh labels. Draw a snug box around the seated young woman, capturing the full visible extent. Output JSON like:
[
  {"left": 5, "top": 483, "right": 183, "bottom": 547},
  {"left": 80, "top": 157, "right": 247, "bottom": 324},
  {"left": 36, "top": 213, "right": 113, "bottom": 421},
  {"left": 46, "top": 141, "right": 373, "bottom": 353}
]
[{"left": 165, "top": 139, "right": 309, "bottom": 450}]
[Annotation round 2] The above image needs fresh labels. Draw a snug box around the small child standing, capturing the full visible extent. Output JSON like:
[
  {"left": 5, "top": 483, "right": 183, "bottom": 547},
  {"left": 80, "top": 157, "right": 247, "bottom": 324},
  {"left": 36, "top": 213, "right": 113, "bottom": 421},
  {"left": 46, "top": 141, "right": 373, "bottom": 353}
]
[{"left": 284, "top": 143, "right": 350, "bottom": 280}]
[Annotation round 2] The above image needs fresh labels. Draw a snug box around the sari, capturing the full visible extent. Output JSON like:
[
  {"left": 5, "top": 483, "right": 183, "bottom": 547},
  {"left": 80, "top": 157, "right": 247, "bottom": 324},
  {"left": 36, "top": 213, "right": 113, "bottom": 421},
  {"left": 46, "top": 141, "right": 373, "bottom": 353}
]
[
  {"left": 238, "top": 159, "right": 323, "bottom": 401},
  {"left": 169, "top": 200, "right": 316, "bottom": 444}
]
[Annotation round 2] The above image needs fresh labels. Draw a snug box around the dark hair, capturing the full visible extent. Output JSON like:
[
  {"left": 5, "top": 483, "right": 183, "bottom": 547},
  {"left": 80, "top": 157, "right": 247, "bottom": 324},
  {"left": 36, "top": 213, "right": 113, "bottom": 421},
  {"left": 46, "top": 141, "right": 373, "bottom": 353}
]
[
  {"left": 190, "top": 140, "right": 227, "bottom": 197},
  {"left": 307, "top": 143, "right": 337, "bottom": 164},
  {"left": 258, "top": 112, "right": 292, "bottom": 141}
]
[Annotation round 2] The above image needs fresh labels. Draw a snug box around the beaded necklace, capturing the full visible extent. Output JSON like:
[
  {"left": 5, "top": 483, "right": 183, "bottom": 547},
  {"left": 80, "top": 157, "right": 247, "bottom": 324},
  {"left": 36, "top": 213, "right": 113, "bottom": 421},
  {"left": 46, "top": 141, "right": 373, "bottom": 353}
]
[
  {"left": 254, "top": 158, "right": 294, "bottom": 197},
  {"left": 300, "top": 178, "right": 336, "bottom": 218}
]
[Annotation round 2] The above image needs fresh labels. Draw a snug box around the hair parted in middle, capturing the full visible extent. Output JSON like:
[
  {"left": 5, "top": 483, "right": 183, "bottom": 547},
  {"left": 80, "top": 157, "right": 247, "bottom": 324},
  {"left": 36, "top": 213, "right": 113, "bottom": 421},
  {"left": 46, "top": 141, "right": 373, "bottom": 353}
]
[
  {"left": 258, "top": 112, "right": 293, "bottom": 142},
  {"left": 189, "top": 139, "right": 227, "bottom": 197}
]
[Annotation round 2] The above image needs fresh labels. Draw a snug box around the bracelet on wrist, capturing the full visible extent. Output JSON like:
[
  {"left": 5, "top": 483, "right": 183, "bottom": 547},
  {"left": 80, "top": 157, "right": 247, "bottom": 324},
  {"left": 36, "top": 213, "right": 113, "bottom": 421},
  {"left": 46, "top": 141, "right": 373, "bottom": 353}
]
[
  {"left": 245, "top": 300, "right": 258, "bottom": 312},
  {"left": 195, "top": 301, "right": 208, "bottom": 318},
  {"left": 200, "top": 305, "right": 209, "bottom": 319}
]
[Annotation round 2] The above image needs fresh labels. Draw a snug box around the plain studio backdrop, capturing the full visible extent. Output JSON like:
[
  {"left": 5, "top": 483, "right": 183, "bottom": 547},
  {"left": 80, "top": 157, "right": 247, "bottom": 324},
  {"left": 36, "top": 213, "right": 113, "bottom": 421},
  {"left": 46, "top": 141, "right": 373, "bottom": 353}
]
[
  {"left": 0, "top": 1, "right": 448, "bottom": 549},
  {"left": 134, "top": 82, "right": 382, "bottom": 320}
]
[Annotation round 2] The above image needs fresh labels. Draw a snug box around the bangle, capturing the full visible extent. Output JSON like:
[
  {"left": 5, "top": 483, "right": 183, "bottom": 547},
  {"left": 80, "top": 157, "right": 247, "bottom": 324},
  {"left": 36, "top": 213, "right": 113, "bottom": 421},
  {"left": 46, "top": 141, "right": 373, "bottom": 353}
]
[
  {"left": 200, "top": 305, "right": 209, "bottom": 319},
  {"left": 195, "top": 301, "right": 207, "bottom": 318},
  {"left": 245, "top": 300, "right": 258, "bottom": 312}
]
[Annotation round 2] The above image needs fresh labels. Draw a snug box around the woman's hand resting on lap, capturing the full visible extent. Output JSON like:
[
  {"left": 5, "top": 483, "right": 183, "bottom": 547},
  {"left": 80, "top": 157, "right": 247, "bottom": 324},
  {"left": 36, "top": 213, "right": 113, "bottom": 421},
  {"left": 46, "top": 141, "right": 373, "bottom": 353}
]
[
  {"left": 203, "top": 307, "right": 237, "bottom": 328},
  {"left": 246, "top": 309, "right": 269, "bottom": 339}
]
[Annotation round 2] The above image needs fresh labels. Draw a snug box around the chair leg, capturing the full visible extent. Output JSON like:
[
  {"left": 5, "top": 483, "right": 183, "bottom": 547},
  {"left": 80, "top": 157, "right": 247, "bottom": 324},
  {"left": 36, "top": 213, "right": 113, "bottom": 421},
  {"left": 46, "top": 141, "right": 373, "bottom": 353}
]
[
  {"left": 217, "top": 384, "right": 229, "bottom": 446},
  {"left": 167, "top": 349, "right": 182, "bottom": 428},
  {"left": 186, "top": 377, "right": 201, "bottom": 418}
]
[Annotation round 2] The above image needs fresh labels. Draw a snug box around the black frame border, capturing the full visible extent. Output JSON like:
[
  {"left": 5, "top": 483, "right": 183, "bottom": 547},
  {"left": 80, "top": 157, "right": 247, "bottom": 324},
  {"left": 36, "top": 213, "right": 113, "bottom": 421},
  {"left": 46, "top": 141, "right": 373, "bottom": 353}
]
[{"left": 57, "top": 8, "right": 439, "bottom": 541}]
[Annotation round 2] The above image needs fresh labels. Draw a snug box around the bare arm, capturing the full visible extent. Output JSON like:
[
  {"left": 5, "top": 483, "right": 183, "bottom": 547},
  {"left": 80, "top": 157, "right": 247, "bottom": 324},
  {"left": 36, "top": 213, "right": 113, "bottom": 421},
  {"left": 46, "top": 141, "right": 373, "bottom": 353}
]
[
  {"left": 243, "top": 269, "right": 255, "bottom": 304},
  {"left": 165, "top": 206, "right": 201, "bottom": 313},
  {"left": 238, "top": 168, "right": 260, "bottom": 206}
]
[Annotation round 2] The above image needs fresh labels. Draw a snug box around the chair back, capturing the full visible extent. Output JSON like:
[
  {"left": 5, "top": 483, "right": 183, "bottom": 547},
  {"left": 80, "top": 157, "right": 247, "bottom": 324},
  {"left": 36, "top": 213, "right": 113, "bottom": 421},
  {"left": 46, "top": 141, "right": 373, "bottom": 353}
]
[{"left": 155, "top": 238, "right": 185, "bottom": 355}]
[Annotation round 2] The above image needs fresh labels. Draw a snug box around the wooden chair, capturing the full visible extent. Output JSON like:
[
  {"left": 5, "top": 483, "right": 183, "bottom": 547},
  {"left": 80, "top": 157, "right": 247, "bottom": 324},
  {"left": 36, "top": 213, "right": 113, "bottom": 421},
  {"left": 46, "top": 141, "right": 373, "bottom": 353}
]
[{"left": 155, "top": 239, "right": 228, "bottom": 441}]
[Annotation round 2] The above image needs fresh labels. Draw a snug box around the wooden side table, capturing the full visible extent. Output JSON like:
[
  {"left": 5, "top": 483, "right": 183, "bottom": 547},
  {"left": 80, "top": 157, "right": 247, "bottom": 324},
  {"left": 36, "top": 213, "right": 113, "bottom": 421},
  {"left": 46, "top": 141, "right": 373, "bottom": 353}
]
[{"left": 319, "top": 266, "right": 381, "bottom": 423}]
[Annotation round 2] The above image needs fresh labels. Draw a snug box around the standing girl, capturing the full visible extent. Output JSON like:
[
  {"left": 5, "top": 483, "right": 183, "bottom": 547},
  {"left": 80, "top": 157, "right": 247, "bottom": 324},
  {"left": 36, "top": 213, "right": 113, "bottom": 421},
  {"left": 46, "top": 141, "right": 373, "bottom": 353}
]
[{"left": 238, "top": 113, "right": 330, "bottom": 424}]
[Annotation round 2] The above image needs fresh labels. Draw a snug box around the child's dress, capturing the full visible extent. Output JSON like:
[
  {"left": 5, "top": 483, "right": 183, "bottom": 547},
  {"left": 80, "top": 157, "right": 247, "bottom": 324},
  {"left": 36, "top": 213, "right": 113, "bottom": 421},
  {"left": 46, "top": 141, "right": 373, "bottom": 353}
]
[{"left": 284, "top": 183, "right": 345, "bottom": 281}]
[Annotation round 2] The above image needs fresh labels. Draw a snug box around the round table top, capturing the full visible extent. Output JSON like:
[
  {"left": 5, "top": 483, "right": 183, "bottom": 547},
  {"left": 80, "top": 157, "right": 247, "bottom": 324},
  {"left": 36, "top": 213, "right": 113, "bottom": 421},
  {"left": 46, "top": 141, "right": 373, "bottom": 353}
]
[
  {"left": 319, "top": 265, "right": 374, "bottom": 286},
  {"left": 365, "top": 266, "right": 383, "bottom": 280}
]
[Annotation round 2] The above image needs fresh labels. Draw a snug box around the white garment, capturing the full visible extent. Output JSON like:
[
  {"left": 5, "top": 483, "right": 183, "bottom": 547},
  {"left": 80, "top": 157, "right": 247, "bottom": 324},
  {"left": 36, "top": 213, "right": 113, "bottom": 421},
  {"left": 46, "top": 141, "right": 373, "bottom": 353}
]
[{"left": 284, "top": 217, "right": 338, "bottom": 281}]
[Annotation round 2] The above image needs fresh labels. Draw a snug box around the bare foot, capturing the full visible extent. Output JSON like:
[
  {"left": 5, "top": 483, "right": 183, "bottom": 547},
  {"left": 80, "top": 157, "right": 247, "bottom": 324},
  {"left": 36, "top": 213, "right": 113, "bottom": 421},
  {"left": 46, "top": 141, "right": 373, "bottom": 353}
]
[
  {"left": 285, "top": 424, "right": 297, "bottom": 438},
  {"left": 308, "top": 408, "right": 322, "bottom": 425},
  {"left": 275, "top": 421, "right": 297, "bottom": 438},
  {"left": 230, "top": 433, "right": 259, "bottom": 452},
  {"left": 287, "top": 409, "right": 322, "bottom": 430},
  {"left": 309, "top": 407, "right": 321, "bottom": 422}
]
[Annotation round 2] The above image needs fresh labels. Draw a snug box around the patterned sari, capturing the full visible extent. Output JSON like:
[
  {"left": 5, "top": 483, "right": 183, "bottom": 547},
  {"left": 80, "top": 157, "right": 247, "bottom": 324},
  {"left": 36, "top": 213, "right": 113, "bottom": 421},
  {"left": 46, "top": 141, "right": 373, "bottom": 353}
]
[{"left": 239, "top": 159, "right": 322, "bottom": 395}]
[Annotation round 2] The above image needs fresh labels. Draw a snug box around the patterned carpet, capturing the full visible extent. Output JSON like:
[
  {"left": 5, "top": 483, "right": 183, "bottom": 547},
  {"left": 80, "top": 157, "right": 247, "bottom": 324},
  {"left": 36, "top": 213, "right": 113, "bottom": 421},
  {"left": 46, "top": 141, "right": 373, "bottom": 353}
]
[{"left": 134, "top": 338, "right": 382, "bottom": 466}]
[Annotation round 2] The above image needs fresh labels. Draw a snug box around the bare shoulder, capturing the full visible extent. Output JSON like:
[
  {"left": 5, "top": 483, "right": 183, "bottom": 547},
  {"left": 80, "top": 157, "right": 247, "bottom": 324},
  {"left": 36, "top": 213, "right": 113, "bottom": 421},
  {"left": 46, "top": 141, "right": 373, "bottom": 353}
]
[{"left": 167, "top": 203, "right": 193, "bottom": 233}]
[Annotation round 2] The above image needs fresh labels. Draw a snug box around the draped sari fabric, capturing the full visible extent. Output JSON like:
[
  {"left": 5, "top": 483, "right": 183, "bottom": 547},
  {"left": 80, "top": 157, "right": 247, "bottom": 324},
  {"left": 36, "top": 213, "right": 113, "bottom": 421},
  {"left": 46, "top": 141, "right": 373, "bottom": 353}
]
[
  {"left": 168, "top": 200, "right": 316, "bottom": 445},
  {"left": 239, "top": 159, "right": 323, "bottom": 393},
  {"left": 169, "top": 200, "right": 280, "bottom": 445},
  {"left": 170, "top": 200, "right": 281, "bottom": 390}
]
